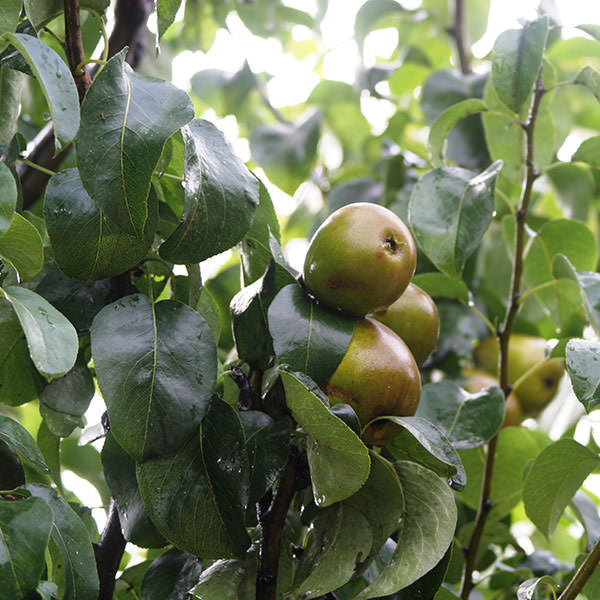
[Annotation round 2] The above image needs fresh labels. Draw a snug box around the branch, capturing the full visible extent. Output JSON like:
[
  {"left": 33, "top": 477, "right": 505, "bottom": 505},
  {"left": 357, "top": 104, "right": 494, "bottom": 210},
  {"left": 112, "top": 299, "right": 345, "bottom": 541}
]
[
  {"left": 451, "top": 0, "right": 472, "bottom": 75},
  {"left": 93, "top": 500, "right": 126, "bottom": 600},
  {"left": 459, "top": 75, "right": 546, "bottom": 600},
  {"left": 256, "top": 447, "right": 298, "bottom": 600},
  {"left": 558, "top": 537, "right": 600, "bottom": 600},
  {"left": 64, "top": 0, "right": 92, "bottom": 101}
]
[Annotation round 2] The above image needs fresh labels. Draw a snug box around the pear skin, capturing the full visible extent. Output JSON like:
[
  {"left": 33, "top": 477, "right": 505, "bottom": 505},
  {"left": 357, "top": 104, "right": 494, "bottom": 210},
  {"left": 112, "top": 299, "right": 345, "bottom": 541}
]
[
  {"left": 372, "top": 283, "right": 439, "bottom": 365},
  {"left": 513, "top": 358, "right": 564, "bottom": 415},
  {"left": 303, "top": 203, "right": 416, "bottom": 317},
  {"left": 327, "top": 318, "right": 421, "bottom": 445}
]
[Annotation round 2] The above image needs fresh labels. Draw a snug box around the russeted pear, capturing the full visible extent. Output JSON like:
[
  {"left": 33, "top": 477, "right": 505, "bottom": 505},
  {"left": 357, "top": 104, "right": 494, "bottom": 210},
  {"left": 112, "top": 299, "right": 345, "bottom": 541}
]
[
  {"left": 462, "top": 368, "right": 523, "bottom": 428},
  {"left": 303, "top": 203, "right": 417, "bottom": 317},
  {"left": 473, "top": 334, "right": 563, "bottom": 415},
  {"left": 372, "top": 283, "right": 439, "bottom": 365},
  {"left": 326, "top": 318, "right": 421, "bottom": 445}
]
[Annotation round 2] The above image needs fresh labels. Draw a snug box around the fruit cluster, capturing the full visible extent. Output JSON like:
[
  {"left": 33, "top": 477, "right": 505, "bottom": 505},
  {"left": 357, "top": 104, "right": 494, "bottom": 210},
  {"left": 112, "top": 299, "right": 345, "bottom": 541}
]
[
  {"left": 464, "top": 334, "right": 564, "bottom": 426},
  {"left": 301, "top": 202, "right": 439, "bottom": 444}
]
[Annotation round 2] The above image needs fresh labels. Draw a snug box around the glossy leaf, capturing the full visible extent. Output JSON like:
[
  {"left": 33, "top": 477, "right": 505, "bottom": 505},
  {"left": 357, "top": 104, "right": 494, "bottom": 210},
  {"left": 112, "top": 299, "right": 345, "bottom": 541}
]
[
  {"left": 566, "top": 339, "right": 600, "bottom": 413},
  {"left": 101, "top": 433, "right": 166, "bottom": 548},
  {"left": 25, "top": 484, "right": 99, "bottom": 600},
  {"left": 280, "top": 370, "right": 371, "bottom": 506},
  {"left": 268, "top": 284, "right": 354, "bottom": 387},
  {"left": 0, "top": 212, "right": 43, "bottom": 281},
  {"left": 140, "top": 548, "right": 203, "bottom": 600},
  {"left": 412, "top": 272, "right": 469, "bottom": 302},
  {"left": 23, "top": 0, "right": 110, "bottom": 29},
  {"left": 523, "top": 439, "right": 600, "bottom": 538},
  {"left": 4, "top": 33, "right": 79, "bottom": 152},
  {"left": 0, "top": 161, "right": 16, "bottom": 235},
  {"left": 573, "top": 135, "right": 600, "bottom": 166},
  {"left": 0, "top": 496, "right": 53, "bottom": 600},
  {"left": 409, "top": 161, "right": 502, "bottom": 278},
  {"left": 517, "top": 576, "right": 557, "bottom": 600},
  {"left": 0, "top": 66, "right": 26, "bottom": 146},
  {"left": 291, "top": 505, "right": 373, "bottom": 599},
  {"left": 157, "top": 0, "right": 182, "bottom": 39},
  {"left": 0, "top": 1, "right": 21, "bottom": 38},
  {"left": 250, "top": 111, "right": 321, "bottom": 193},
  {"left": 416, "top": 380, "right": 505, "bottom": 449},
  {"left": 137, "top": 399, "right": 250, "bottom": 558},
  {"left": 189, "top": 557, "right": 256, "bottom": 599},
  {"left": 76, "top": 49, "right": 194, "bottom": 236},
  {"left": 91, "top": 295, "right": 217, "bottom": 461},
  {"left": 38, "top": 358, "right": 93, "bottom": 437},
  {"left": 355, "top": 461, "right": 457, "bottom": 599},
  {"left": 159, "top": 119, "right": 259, "bottom": 262},
  {"left": 1, "top": 286, "right": 78, "bottom": 379},
  {"left": 491, "top": 17, "right": 549, "bottom": 113},
  {"left": 44, "top": 169, "right": 158, "bottom": 281},
  {"left": 0, "top": 414, "right": 48, "bottom": 473},
  {"left": 429, "top": 99, "right": 488, "bottom": 167},
  {"left": 384, "top": 416, "right": 466, "bottom": 490}
]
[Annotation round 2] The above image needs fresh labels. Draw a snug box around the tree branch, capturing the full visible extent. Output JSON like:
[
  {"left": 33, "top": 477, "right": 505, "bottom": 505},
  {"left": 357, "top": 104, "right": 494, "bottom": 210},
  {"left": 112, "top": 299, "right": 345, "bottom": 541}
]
[
  {"left": 93, "top": 500, "right": 127, "bottom": 600},
  {"left": 459, "top": 74, "right": 546, "bottom": 600},
  {"left": 451, "top": 0, "right": 472, "bottom": 75},
  {"left": 558, "top": 536, "right": 600, "bottom": 600},
  {"left": 64, "top": 0, "right": 92, "bottom": 101}
]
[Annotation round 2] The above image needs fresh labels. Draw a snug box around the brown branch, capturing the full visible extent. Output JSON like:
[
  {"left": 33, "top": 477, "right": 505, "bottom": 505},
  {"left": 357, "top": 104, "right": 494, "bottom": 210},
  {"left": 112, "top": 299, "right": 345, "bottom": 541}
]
[
  {"left": 93, "top": 500, "right": 127, "bottom": 600},
  {"left": 256, "top": 447, "right": 298, "bottom": 600},
  {"left": 459, "top": 75, "right": 546, "bottom": 600},
  {"left": 64, "top": 0, "right": 92, "bottom": 102},
  {"left": 558, "top": 536, "right": 600, "bottom": 600},
  {"left": 451, "top": 0, "right": 472, "bottom": 75}
]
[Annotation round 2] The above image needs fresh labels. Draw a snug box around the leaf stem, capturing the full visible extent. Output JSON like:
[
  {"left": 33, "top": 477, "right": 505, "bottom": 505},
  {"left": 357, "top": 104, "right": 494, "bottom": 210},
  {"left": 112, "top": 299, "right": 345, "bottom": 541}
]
[
  {"left": 16, "top": 157, "right": 57, "bottom": 177},
  {"left": 459, "top": 73, "right": 546, "bottom": 600},
  {"left": 459, "top": 298, "right": 496, "bottom": 335},
  {"left": 87, "top": 8, "right": 110, "bottom": 66},
  {"left": 518, "top": 279, "right": 558, "bottom": 305},
  {"left": 558, "top": 536, "right": 600, "bottom": 600}
]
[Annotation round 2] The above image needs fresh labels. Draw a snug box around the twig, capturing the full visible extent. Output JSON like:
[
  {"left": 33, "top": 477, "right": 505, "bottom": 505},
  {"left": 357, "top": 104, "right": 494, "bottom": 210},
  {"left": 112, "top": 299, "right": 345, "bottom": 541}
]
[
  {"left": 558, "top": 536, "right": 600, "bottom": 600},
  {"left": 93, "top": 500, "right": 126, "bottom": 600},
  {"left": 64, "top": 0, "right": 92, "bottom": 101},
  {"left": 451, "top": 0, "right": 472, "bottom": 75},
  {"left": 256, "top": 447, "right": 298, "bottom": 600},
  {"left": 459, "top": 74, "right": 546, "bottom": 600}
]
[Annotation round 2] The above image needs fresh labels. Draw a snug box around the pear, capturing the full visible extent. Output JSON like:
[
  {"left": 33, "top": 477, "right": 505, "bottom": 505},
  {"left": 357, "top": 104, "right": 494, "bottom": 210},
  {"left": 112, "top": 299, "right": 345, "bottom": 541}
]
[
  {"left": 372, "top": 283, "right": 439, "bottom": 365},
  {"left": 303, "top": 203, "right": 416, "bottom": 317},
  {"left": 326, "top": 318, "right": 421, "bottom": 445},
  {"left": 462, "top": 368, "right": 523, "bottom": 428}
]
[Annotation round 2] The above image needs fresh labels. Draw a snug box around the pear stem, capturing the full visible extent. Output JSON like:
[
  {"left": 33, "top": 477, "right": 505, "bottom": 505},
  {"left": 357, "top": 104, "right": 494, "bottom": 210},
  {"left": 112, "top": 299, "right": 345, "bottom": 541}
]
[{"left": 459, "top": 73, "right": 546, "bottom": 600}]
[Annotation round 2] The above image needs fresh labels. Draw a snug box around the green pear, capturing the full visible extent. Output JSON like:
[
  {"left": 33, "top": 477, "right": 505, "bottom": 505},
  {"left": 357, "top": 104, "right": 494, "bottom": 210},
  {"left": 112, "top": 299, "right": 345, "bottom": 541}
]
[
  {"left": 326, "top": 318, "right": 421, "bottom": 445},
  {"left": 372, "top": 283, "right": 439, "bottom": 365},
  {"left": 462, "top": 368, "right": 523, "bottom": 428},
  {"left": 513, "top": 359, "right": 564, "bottom": 415},
  {"left": 303, "top": 203, "right": 417, "bottom": 316}
]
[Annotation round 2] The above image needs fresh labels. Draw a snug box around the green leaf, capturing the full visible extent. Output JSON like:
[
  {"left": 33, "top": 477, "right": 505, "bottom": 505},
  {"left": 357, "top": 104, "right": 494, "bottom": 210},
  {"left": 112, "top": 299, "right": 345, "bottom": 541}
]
[
  {"left": 1, "top": 286, "right": 78, "bottom": 379},
  {"left": 137, "top": 399, "right": 250, "bottom": 558},
  {"left": 76, "top": 49, "right": 194, "bottom": 236},
  {"left": 24, "top": 484, "right": 99, "bottom": 600},
  {"left": 578, "top": 24, "right": 600, "bottom": 40},
  {"left": 189, "top": 557, "right": 256, "bottom": 599},
  {"left": 355, "top": 461, "right": 457, "bottom": 599},
  {"left": 101, "top": 433, "right": 166, "bottom": 548},
  {"left": 268, "top": 284, "right": 354, "bottom": 387},
  {"left": 0, "top": 1, "right": 21, "bottom": 38},
  {"left": 0, "top": 212, "right": 43, "bottom": 281},
  {"left": 23, "top": 0, "right": 110, "bottom": 29},
  {"left": 3, "top": 33, "right": 79, "bottom": 152},
  {"left": 344, "top": 452, "right": 404, "bottom": 571},
  {"left": 523, "top": 439, "right": 600, "bottom": 538},
  {"left": 0, "top": 414, "right": 48, "bottom": 473},
  {"left": 140, "top": 548, "right": 203, "bottom": 600},
  {"left": 0, "top": 65, "right": 25, "bottom": 146},
  {"left": 574, "top": 66, "right": 600, "bottom": 103},
  {"left": 409, "top": 161, "right": 502, "bottom": 278},
  {"left": 491, "top": 17, "right": 549, "bottom": 113},
  {"left": 159, "top": 119, "right": 259, "bottom": 263},
  {"left": 91, "top": 295, "right": 217, "bottom": 461},
  {"left": 0, "top": 496, "right": 54, "bottom": 600},
  {"left": 157, "top": 0, "right": 182, "bottom": 39},
  {"left": 416, "top": 380, "right": 505, "bottom": 449},
  {"left": 290, "top": 505, "right": 373, "bottom": 599},
  {"left": 0, "top": 157, "right": 16, "bottom": 235},
  {"left": 0, "top": 439, "right": 25, "bottom": 490},
  {"left": 517, "top": 576, "right": 557, "bottom": 599},
  {"left": 571, "top": 490, "right": 600, "bottom": 551},
  {"left": 412, "top": 272, "right": 469, "bottom": 302},
  {"left": 280, "top": 370, "right": 371, "bottom": 506},
  {"left": 566, "top": 339, "right": 600, "bottom": 413},
  {"left": 44, "top": 169, "right": 158, "bottom": 281},
  {"left": 354, "top": 0, "right": 407, "bottom": 48},
  {"left": 466, "top": 0, "right": 490, "bottom": 43},
  {"left": 429, "top": 99, "right": 488, "bottom": 167},
  {"left": 385, "top": 416, "right": 466, "bottom": 490},
  {"left": 39, "top": 359, "right": 95, "bottom": 437},
  {"left": 250, "top": 111, "right": 321, "bottom": 194},
  {"left": 573, "top": 135, "right": 600, "bottom": 166}
]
